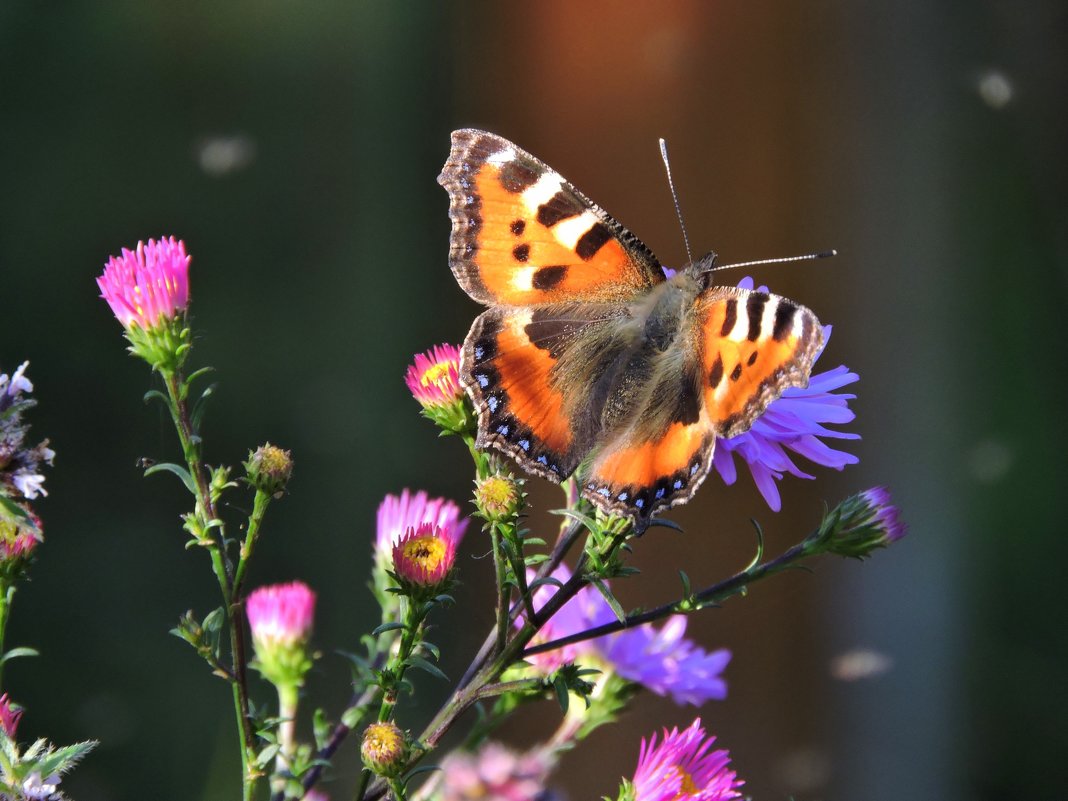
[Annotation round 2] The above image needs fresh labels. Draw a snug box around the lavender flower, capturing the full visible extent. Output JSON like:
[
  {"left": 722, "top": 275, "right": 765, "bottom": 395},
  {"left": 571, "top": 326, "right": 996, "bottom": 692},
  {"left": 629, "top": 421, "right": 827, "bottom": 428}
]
[
  {"left": 713, "top": 277, "right": 859, "bottom": 511},
  {"left": 821, "top": 485, "right": 908, "bottom": 558},
  {"left": 524, "top": 567, "right": 730, "bottom": 706},
  {"left": 0, "top": 363, "right": 54, "bottom": 504}
]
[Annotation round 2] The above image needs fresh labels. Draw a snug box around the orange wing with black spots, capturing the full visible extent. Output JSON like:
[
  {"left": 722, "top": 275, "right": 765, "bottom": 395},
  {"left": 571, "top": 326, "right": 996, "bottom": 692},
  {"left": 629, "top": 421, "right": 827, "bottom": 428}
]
[
  {"left": 438, "top": 129, "right": 665, "bottom": 307},
  {"left": 698, "top": 287, "right": 823, "bottom": 438}
]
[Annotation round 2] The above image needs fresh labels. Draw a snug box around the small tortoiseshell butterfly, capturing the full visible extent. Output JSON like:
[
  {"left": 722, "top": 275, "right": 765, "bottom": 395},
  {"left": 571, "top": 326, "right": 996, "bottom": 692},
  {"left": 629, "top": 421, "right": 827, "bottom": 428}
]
[{"left": 438, "top": 130, "right": 823, "bottom": 523}]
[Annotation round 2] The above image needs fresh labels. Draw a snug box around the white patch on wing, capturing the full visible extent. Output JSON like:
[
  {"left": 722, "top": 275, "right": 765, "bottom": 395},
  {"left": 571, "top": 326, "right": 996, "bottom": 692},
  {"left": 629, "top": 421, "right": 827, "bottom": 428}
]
[
  {"left": 486, "top": 147, "right": 517, "bottom": 167},
  {"left": 552, "top": 211, "right": 599, "bottom": 249},
  {"left": 726, "top": 302, "right": 749, "bottom": 341},
  {"left": 520, "top": 173, "right": 563, "bottom": 211},
  {"left": 759, "top": 297, "right": 779, "bottom": 341},
  {"left": 509, "top": 267, "right": 537, "bottom": 292}
]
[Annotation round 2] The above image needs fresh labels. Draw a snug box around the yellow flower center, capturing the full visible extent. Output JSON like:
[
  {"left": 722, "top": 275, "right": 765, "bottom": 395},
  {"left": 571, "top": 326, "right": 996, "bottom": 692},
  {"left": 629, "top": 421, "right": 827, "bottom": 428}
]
[
  {"left": 401, "top": 534, "right": 447, "bottom": 572},
  {"left": 420, "top": 361, "right": 452, "bottom": 388},
  {"left": 670, "top": 766, "right": 699, "bottom": 798}
]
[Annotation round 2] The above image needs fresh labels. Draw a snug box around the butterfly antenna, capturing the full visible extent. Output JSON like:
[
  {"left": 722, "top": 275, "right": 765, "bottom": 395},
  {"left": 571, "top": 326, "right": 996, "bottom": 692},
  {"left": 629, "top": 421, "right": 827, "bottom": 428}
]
[
  {"left": 712, "top": 250, "right": 838, "bottom": 272},
  {"left": 659, "top": 138, "right": 695, "bottom": 268}
]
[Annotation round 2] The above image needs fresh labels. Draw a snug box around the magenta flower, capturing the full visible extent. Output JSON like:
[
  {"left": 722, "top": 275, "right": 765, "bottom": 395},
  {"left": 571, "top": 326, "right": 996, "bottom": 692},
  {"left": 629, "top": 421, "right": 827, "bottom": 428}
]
[
  {"left": 405, "top": 343, "right": 463, "bottom": 409},
  {"left": 712, "top": 277, "right": 859, "bottom": 511},
  {"left": 392, "top": 522, "right": 457, "bottom": 591},
  {"left": 246, "top": 581, "right": 316, "bottom": 647},
  {"left": 375, "top": 489, "right": 468, "bottom": 557},
  {"left": 0, "top": 693, "right": 22, "bottom": 739},
  {"left": 523, "top": 567, "right": 730, "bottom": 706},
  {"left": 438, "top": 742, "right": 556, "bottom": 801},
  {"left": 631, "top": 719, "right": 742, "bottom": 801},
  {"left": 97, "top": 237, "right": 190, "bottom": 330}
]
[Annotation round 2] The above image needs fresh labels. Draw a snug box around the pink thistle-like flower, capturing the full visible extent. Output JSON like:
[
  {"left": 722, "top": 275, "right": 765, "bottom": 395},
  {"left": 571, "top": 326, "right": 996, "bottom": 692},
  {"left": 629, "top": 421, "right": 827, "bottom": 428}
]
[
  {"left": 375, "top": 489, "right": 468, "bottom": 556},
  {"left": 405, "top": 343, "right": 463, "bottom": 409},
  {"left": 632, "top": 719, "right": 742, "bottom": 801},
  {"left": 392, "top": 522, "right": 457, "bottom": 589},
  {"left": 246, "top": 581, "right": 316, "bottom": 647},
  {"left": 97, "top": 237, "right": 190, "bottom": 330},
  {"left": 0, "top": 694, "right": 22, "bottom": 739}
]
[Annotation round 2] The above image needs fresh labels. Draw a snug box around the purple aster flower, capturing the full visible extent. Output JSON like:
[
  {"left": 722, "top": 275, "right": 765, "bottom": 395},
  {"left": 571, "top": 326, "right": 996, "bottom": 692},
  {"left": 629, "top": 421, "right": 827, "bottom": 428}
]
[
  {"left": 630, "top": 718, "right": 742, "bottom": 801},
  {"left": 523, "top": 567, "right": 730, "bottom": 706},
  {"left": 712, "top": 276, "right": 859, "bottom": 511}
]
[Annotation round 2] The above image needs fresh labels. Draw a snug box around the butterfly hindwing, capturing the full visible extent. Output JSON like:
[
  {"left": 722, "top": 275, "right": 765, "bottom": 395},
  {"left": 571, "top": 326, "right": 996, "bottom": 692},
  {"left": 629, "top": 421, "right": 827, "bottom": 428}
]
[
  {"left": 461, "top": 303, "right": 630, "bottom": 483},
  {"left": 438, "top": 129, "right": 665, "bottom": 307}
]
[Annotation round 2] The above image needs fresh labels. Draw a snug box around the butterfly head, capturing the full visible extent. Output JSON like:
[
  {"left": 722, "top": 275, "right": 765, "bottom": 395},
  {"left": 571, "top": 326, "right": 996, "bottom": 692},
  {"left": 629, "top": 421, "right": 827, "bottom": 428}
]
[{"left": 687, "top": 251, "right": 719, "bottom": 289}]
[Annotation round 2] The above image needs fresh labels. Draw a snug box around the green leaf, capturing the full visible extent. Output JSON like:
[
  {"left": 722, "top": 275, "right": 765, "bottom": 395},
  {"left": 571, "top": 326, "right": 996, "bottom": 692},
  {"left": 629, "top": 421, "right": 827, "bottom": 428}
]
[
  {"left": 524, "top": 554, "right": 550, "bottom": 566},
  {"left": 372, "top": 622, "right": 405, "bottom": 637},
  {"left": 142, "top": 389, "right": 170, "bottom": 406},
  {"left": 403, "top": 764, "right": 442, "bottom": 784},
  {"left": 202, "top": 607, "right": 225, "bottom": 633},
  {"left": 255, "top": 743, "right": 280, "bottom": 767},
  {"left": 678, "top": 570, "right": 692, "bottom": 598},
  {"left": 404, "top": 655, "right": 448, "bottom": 682},
  {"left": 191, "top": 383, "right": 218, "bottom": 430},
  {"left": 143, "top": 462, "right": 195, "bottom": 494},
  {"left": 528, "top": 576, "right": 563, "bottom": 591},
  {"left": 553, "top": 676, "right": 570, "bottom": 713},
  {"left": 313, "top": 708, "right": 331, "bottom": 750},
  {"left": 418, "top": 641, "right": 440, "bottom": 661},
  {"left": 591, "top": 579, "right": 626, "bottom": 624},
  {"left": 0, "top": 646, "right": 39, "bottom": 664}
]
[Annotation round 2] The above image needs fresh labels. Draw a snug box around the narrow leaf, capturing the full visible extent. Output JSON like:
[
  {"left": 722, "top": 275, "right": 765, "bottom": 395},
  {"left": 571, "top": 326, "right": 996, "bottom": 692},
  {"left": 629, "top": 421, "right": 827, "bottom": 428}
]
[
  {"left": 143, "top": 462, "right": 196, "bottom": 494},
  {"left": 592, "top": 579, "right": 626, "bottom": 624},
  {"left": 405, "top": 655, "right": 448, "bottom": 682},
  {"left": 0, "top": 647, "right": 39, "bottom": 664}
]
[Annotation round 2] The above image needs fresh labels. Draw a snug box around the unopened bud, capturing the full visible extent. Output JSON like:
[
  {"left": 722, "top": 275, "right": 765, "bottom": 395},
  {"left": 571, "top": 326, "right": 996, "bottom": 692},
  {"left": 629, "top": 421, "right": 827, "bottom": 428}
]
[
  {"left": 245, "top": 443, "right": 293, "bottom": 497},
  {"left": 361, "top": 720, "right": 407, "bottom": 777},
  {"left": 475, "top": 474, "right": 523, "bottom": 522}
]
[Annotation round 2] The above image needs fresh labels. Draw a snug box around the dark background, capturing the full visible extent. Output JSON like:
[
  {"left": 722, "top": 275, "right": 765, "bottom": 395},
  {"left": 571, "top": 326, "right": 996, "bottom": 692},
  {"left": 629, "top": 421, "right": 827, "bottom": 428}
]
[{"left": 2, "top": 2, "right": 1065, "bottom": 799}]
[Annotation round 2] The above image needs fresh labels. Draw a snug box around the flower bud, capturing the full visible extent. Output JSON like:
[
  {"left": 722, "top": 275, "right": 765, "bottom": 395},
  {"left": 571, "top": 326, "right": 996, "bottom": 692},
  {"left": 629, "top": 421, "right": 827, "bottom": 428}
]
[
  {"left": 246, "top": 581, "right": 316, "bottom": 688},
  {"left": 361, "top": 720, "right": 407, "bottom": 777},
  {"left": 0, "top": 694, "right": 22, "bottom": 739},
  {"left": 820, "top": 486, "right": 908, "bottom": 559},
  {"left": 244, "top": 443, "right": 293, "bottom": 497},
  {"left": 0, "top": 504, "right": 41, "bottom": 582},
  {"left": 475, "top": 474, "right": 523, "bottom": 522}
]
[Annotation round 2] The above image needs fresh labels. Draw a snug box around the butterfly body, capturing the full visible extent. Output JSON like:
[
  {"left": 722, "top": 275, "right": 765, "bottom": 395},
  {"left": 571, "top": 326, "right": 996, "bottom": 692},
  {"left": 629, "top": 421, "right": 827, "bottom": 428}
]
[{"left": 439, "top": 130, "right": 824, "bottom": 522}]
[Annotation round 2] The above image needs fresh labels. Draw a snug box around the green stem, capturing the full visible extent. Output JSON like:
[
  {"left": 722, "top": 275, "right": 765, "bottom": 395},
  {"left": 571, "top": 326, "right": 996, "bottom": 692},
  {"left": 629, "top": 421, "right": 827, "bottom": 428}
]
[
  {"left": 0, "top": 582, "right": 13, "bottom": 692},
  {"left": 161, "top": 370, "right": 255, "bottom": 798},
  {"left": 489, "top": 526, "right": 509, "bottom": 656},
  {"left": 377, "top": 597, "right": 425, "bottom": 724},
  {"left": 234, "top": 489, "right": 271, "bottom": 598},
  {"left": 523, "top": 539, "right": 814, "bottom": 659},
  {"left": 272, "top": 683, "right": 299, "bottom": 795}
]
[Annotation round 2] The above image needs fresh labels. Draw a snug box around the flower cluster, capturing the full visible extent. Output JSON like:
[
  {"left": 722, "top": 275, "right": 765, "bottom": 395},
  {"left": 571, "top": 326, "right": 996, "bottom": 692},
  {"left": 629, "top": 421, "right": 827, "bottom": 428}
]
[
  {"left": 0, "top": 363, "right": 54, "bottom": 504},
  {"left": 523, "top": 567, "right": 730, "bottom": 706}
]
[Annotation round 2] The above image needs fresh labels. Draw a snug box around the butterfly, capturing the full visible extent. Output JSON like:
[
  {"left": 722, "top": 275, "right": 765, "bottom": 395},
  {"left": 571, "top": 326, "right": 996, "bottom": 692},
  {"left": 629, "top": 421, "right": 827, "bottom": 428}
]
[{"left": 438, "top": 130, "right": 824, "bottom": 523}]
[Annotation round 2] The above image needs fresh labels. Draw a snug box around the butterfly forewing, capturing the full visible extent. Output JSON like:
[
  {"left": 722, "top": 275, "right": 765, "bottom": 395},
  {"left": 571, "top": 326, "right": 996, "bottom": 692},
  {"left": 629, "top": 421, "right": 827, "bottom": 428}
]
[{"left": 438, "top": 129, "right": 665, "bottom": 308}]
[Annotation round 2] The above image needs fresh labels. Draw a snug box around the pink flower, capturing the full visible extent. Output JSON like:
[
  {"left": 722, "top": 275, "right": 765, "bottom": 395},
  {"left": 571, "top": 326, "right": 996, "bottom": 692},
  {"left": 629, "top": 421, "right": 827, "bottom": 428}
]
[
  {"left": 375, "top": 489, "right": 468, "bottom": 557},
  {"left": 392, "top": 523, "right": 456, "bottom": 590},
  {"left": 97, "top": 237, "right": 190, "bottom": 330},
  {"left": 0, "top": 694, "right": 22, "bottom": 739},
  {"left": 246, "top": 581, "right": 316, "bottom": 647},
  {"left": 405, "top": 344, "right": 463, "bottom": 409},
  {"left": 632, "top": 719, "right": 742, "bottom": 801},
  {"left": 438, "top": 742, "right": 555, "bottom": 801}
]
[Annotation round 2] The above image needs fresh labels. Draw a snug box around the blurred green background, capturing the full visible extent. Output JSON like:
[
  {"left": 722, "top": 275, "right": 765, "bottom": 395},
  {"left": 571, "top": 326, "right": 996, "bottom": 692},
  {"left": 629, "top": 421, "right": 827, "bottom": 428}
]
[{"left": 2, "top": 1, "right": 1065, "bottom": 799}]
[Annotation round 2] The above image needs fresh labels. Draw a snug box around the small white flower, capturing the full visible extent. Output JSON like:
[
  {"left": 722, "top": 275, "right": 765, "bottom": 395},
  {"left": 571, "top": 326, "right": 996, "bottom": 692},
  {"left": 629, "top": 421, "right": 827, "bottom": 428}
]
[
  {"left": 21, "top": 771, "right": 61, "bottom": 799},
  {"left": 9, "top": 362, "right": 33, "bottom": 396},
  {"left": 13, "top": 471, "right": 47, "bottom": 499}
]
